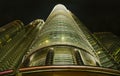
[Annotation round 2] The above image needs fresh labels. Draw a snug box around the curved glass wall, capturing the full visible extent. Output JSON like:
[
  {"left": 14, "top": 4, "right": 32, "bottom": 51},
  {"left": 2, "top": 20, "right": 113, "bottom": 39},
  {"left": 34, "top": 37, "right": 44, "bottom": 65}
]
[
  {"left": 29, "top": 49, "right": 48, "bottom": 66},
  {"left": 34, "top": 14, "right": 96, "bottom": 57},
  {"left": 0, "top": 20, "right": 24, "bottom": 46},
  {"left": 25, "top": 4, "right": 100, "bottom": 67},
  {"left": 25, "top": 45, "right": 100, "bottom": 66}
]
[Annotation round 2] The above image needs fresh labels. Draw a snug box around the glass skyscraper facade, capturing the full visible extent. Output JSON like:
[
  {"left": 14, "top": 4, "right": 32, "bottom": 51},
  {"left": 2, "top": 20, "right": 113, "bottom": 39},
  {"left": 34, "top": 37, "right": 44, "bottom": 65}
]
[{"left": 0, "top": 4, "right": 120, "bottom": 76}]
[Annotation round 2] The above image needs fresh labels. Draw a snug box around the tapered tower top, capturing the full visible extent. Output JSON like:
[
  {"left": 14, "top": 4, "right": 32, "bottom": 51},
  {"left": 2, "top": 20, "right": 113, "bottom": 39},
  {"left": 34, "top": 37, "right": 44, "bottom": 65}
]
[
  {"left": 54, "top": 4, "right": 66, "bottom": 10},
  {"left": 52, "top": 4, "right": 67, "bottom": 11},
  {"left": 45, "top": 4, "right": 72, "bottom": 22}
]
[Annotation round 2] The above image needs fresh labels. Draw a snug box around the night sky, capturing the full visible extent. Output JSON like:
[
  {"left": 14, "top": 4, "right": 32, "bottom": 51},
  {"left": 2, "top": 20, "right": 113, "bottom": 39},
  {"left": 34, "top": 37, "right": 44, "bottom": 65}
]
[{"left": 0, "top": 0, "right": 120, "bottom": 36}]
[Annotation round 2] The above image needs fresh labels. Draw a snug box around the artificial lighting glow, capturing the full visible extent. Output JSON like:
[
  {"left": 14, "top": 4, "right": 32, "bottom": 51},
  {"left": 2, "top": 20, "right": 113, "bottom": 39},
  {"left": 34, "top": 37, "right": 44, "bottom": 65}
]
[
  {"left": 50, "top": 47, "right": 54, "bottom": 50},
  {"left": 61, "top": 36, "right": 65, "bottom": 40},
  {"left": 97, "top": 51, "right": 101, "bottom": 54},
  {"left": 74, "top": 48, "right": 78, "bottom": 51},
  {"left": 45, "top": 40, "right": 49, "bottom": 43}
]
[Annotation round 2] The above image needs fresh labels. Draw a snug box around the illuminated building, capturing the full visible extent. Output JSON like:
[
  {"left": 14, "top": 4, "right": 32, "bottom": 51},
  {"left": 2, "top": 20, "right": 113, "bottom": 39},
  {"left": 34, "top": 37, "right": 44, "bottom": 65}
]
[
  {"left": 94, "top": 32, "right": 120, "bottom": 65},
  {"left": 0, "top": 4, "right": 120, "bottom": 76}
]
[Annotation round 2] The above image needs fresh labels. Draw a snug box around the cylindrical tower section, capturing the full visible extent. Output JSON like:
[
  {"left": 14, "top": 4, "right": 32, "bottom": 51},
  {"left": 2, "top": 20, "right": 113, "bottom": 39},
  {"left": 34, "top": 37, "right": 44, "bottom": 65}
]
[
  {"left": 0, "top": 20, "right": 24, "bottom": 46},
  {"left": 25, "top": 4, "right": 101, "bottom": 67}
]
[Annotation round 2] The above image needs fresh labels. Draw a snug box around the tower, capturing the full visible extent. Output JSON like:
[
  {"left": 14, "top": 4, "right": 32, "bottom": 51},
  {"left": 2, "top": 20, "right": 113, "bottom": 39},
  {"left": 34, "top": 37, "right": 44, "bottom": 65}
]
[
  {"left": 0, "top": 4, "right": 120, "bottom": 76},
  {"left": 24, "top": 4, "right": 100, "bottom": 67}
]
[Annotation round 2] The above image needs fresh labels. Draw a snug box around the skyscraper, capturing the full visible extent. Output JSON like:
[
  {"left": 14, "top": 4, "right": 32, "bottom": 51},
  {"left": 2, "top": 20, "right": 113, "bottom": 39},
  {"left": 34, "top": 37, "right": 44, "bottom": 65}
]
[{"left": 0, "top": 4, "right": 120, "bottom": 76}]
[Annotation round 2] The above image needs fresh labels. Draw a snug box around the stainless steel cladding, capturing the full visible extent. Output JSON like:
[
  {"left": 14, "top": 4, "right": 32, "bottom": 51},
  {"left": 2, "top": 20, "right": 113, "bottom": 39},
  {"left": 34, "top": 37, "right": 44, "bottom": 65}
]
[
  {"left": 0, "top": 20, "right": 24, "bottom": 46},
  {"left": 26, "top": 4, "right": 101, "bottom": 66}
]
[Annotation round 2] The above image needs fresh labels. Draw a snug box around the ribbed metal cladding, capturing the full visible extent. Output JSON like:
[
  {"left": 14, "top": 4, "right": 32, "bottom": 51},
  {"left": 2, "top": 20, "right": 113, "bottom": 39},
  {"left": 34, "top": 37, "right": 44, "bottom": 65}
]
[
  {"left": 0, "top": 20, "right": 24, "bottom": 47},
  {"left": 26, "top": 4, "right": 101, "bottom": 67},
  {"left": 0, "top": 19, "right": 44, "bottom": 72},
  {"left": 94, "top": 32, "right": 120, "bottom": 69}
]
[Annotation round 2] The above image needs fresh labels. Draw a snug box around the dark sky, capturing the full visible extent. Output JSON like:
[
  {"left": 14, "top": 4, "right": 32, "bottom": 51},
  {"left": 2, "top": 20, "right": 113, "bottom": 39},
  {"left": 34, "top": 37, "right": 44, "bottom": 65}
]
[{"left": 0, "top": 0, "right": 120, "bottom": 36}]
